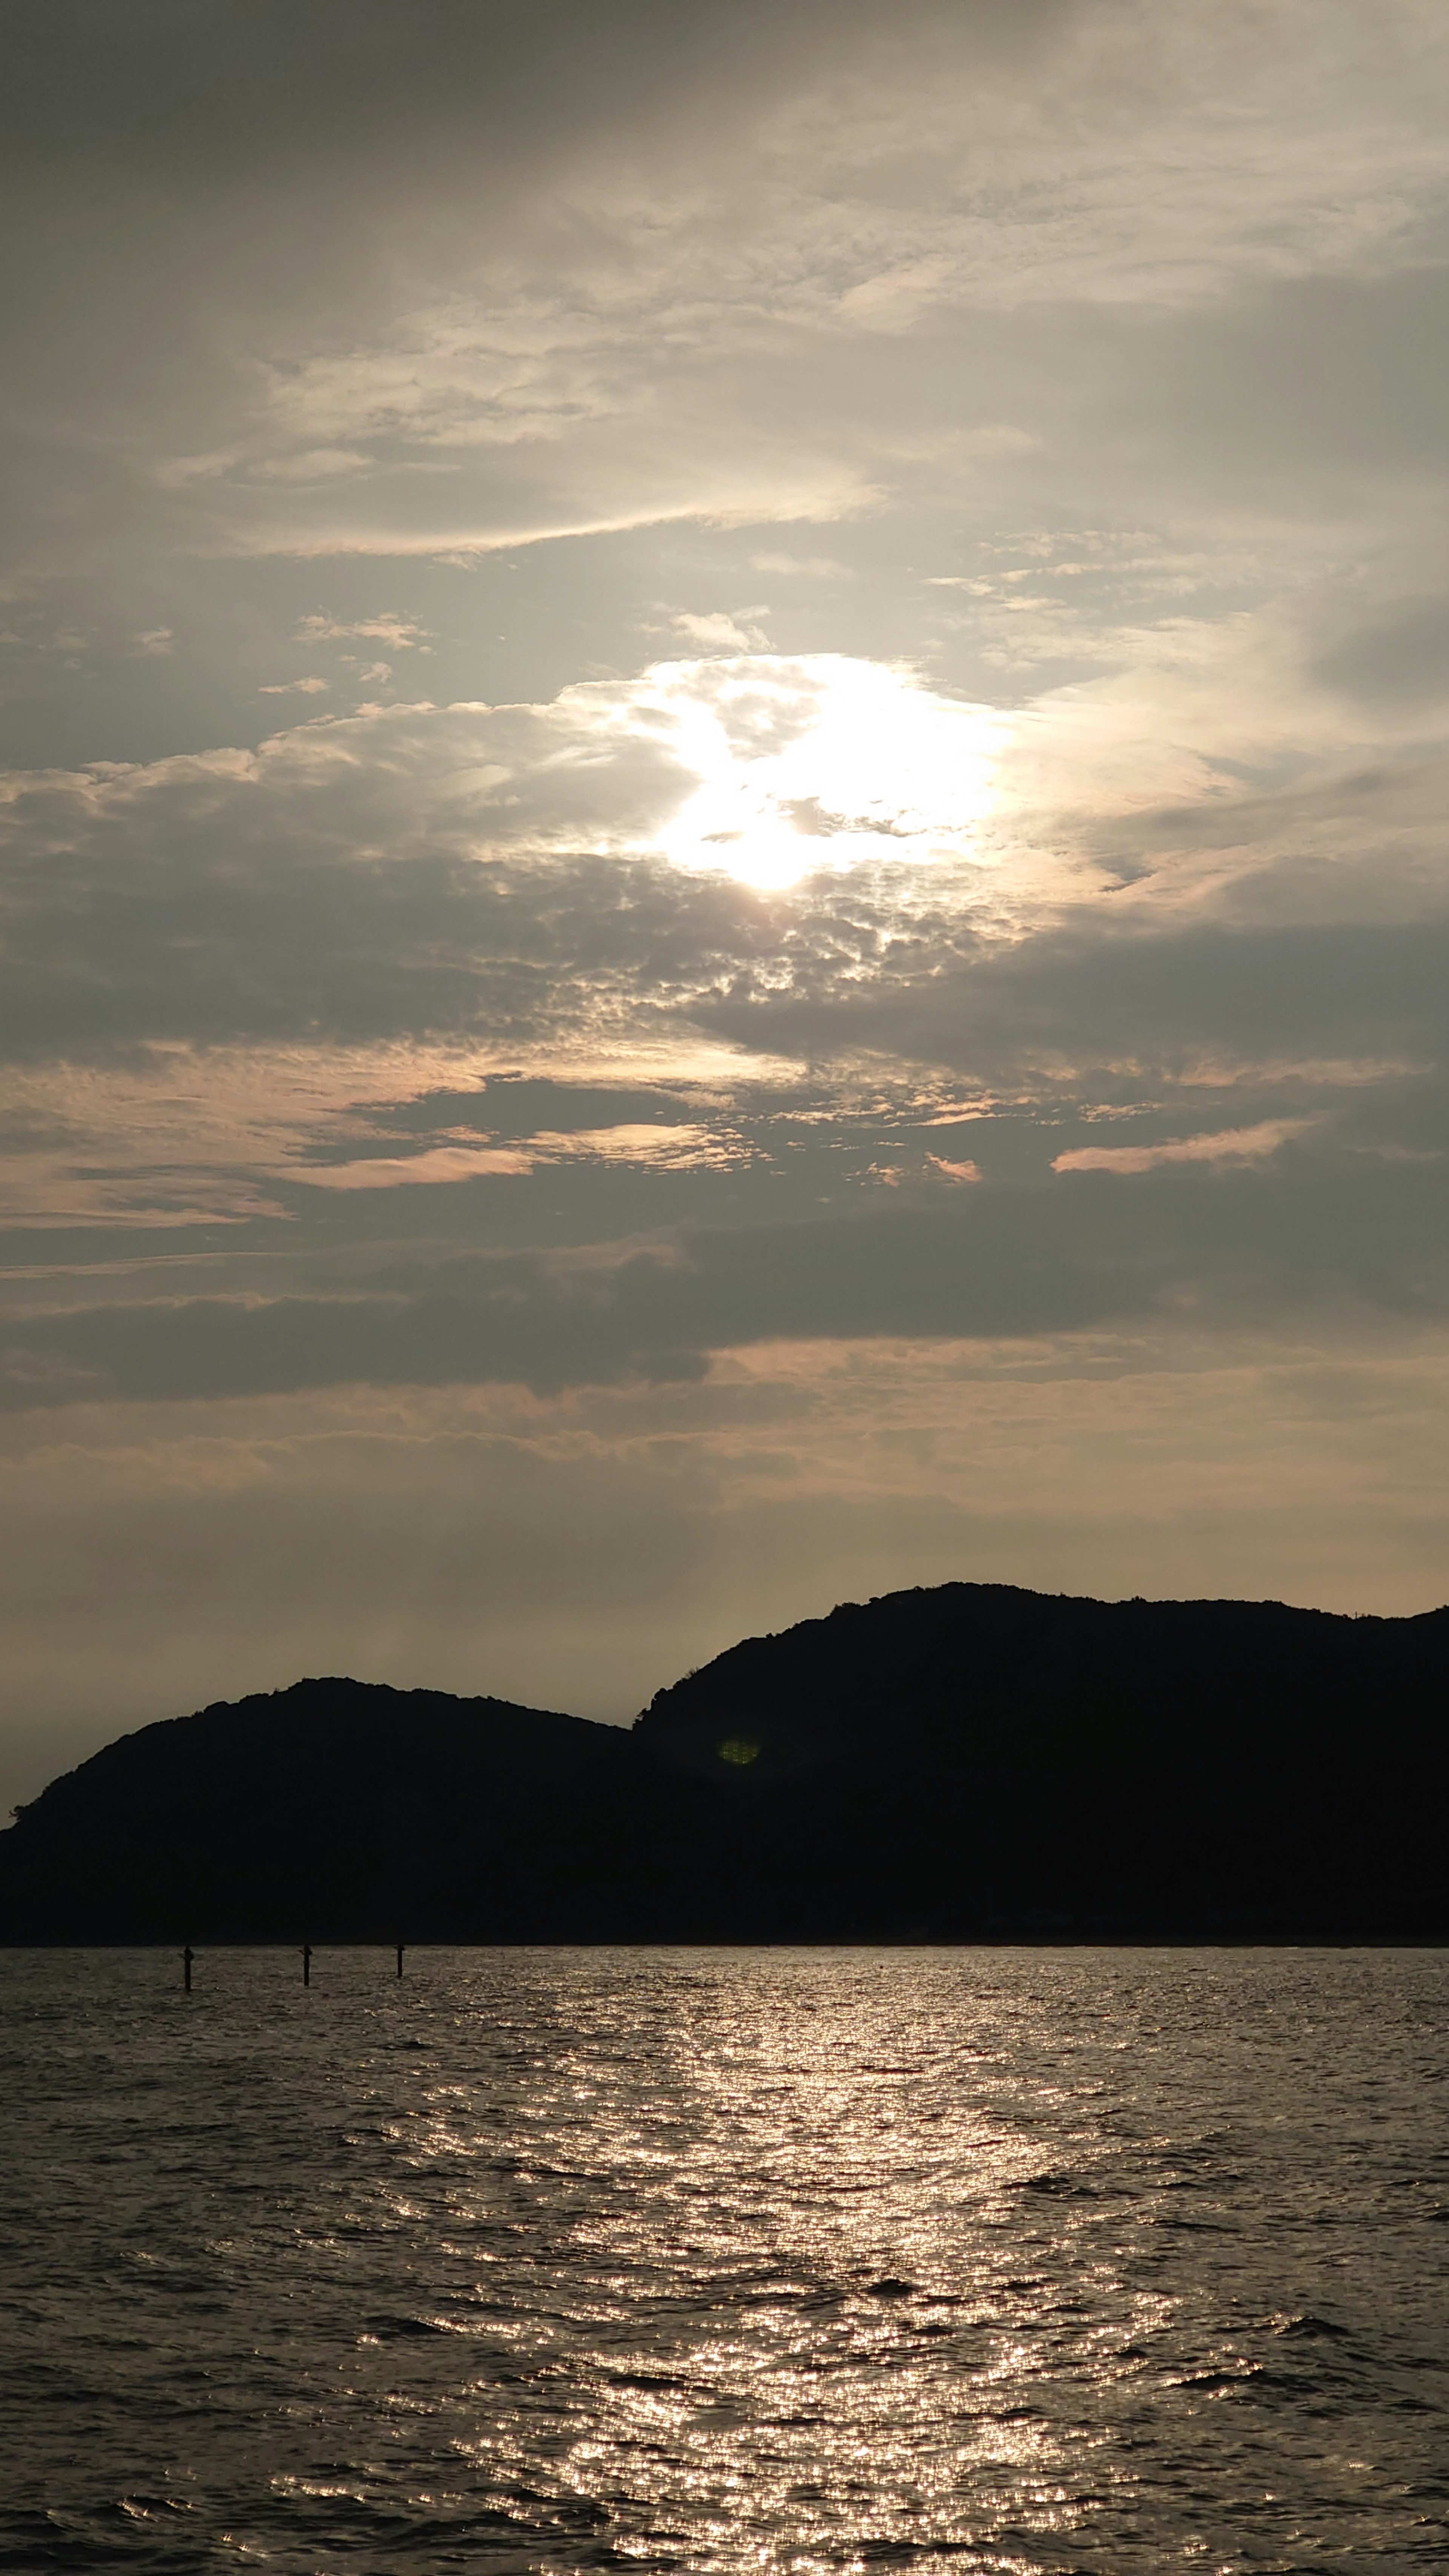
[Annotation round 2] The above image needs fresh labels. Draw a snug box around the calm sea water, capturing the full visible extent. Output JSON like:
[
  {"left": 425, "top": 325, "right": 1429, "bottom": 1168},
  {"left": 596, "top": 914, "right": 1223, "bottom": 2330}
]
[{"left": 0, "top": 1947, "right": 1445, "bottom": 2574}]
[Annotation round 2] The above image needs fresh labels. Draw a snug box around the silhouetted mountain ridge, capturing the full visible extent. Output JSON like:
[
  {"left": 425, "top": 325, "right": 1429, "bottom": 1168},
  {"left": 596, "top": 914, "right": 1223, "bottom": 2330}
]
[{"left": 2, "top": 1584, "right": 1445, "bottom": 1940}]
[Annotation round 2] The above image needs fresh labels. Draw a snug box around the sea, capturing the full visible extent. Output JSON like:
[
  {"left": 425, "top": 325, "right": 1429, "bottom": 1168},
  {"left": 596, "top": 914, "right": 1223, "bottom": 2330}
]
[{"left": 0, "top": 1946, "right": 1445, "bottom": 2574}]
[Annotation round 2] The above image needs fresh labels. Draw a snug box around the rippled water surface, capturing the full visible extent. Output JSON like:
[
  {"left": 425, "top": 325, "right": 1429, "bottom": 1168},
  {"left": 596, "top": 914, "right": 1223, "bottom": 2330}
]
[{"left": 1, "top": 1947, "right": 1446, "bottom": 2573}]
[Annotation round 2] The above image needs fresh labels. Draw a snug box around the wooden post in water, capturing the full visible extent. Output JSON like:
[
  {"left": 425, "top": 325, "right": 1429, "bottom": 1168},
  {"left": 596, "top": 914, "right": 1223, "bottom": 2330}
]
[
  {"left": 302, "top": 1941, "right": 312, "bottom": 1987},
  {"left": 395, "top": 1943, "right": 405, "bottom": 1978},
  {"left": 183, "top": 1944, "right": 194, "bottom": 1992}
]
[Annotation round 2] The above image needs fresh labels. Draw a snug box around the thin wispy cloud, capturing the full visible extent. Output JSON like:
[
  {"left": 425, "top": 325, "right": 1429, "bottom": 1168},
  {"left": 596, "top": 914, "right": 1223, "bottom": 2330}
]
[{"left": 1052, "top": 1120, "right": 1314, "bottom": 1175}]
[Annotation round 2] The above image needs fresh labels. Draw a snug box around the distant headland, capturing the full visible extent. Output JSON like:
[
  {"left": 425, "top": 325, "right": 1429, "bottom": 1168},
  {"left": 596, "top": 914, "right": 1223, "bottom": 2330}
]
[{"left": 2, "top": 1584, "right": 1445, "bottom": 1944}]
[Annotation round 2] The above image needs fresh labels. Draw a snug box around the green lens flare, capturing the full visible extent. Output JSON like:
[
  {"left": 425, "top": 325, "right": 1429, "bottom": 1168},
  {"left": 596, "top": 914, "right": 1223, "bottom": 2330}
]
[{"left": 717, "top": 1736, "right": 761, "bottom": 1767}]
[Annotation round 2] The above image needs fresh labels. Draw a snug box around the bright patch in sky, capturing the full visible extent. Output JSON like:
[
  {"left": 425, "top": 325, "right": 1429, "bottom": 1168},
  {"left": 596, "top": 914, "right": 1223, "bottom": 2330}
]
[{"left": 645, "top": 656, "right": 1002, "bottom": 887}]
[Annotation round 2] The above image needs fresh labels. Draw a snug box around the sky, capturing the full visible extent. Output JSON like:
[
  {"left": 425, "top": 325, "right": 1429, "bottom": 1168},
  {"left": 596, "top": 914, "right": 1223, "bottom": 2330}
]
[{"left": 3, "top": 0, "right": 1449, "bottom": 1809}]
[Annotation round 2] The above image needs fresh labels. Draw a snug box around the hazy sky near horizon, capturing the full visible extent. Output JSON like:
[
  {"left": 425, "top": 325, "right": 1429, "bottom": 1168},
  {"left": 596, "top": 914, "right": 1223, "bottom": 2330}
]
[{"left": 3, "top": 0, "right": 1449, "bottom": 1809}]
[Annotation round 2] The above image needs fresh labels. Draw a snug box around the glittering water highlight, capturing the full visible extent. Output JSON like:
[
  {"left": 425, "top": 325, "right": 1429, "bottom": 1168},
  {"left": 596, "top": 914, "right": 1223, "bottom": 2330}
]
[{"left": 1, "top": 1946, "right": 1445, "bottom": 2572}]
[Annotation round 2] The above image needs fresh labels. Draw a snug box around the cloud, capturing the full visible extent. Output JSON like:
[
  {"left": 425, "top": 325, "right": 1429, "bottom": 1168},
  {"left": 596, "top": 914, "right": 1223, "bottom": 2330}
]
[
  {"left": 667, "top": 610, "right": 772, "bottom": 654},
  {"left": 3, "top": 672, "right": 1449, "bottom": 1224},
  {"left": 293, "top": 614, "right": 432, "bottom": 650},
  {"left": 9, "top": 0, "right": 1448, "bottom": 607},
  {"left": 6, "top": 0, "right": 1449, "bottom": 1783},
  {"left": 297, "top": 1145, "right": 534, "bottom": 1190},
  {"left": 528, "top": 1123, "right": 739, "bottom": 1170},
  {"left": 255, "top": 449, "right": 373, "bottom": 483},
  {"left": 5, "top": 1124, "right": 1447, "bottom": 1413},
  {"left": 1312, "top": 598, "right": 1449, "bottom": 712},
  {"left": 0, "top": 661, "right": 1018, "bottom": 1063},
  {"left": 1051, "top": 1119, "right": 1314, "bottom": 1174},
  {"left": 748, "top": 554, "right": 851, "bottom": 578}
]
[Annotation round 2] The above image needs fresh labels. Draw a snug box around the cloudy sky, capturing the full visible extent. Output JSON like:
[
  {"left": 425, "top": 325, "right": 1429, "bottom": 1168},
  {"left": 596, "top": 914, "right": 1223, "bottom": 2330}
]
[{"left": 3, "top": 0, "right": 1448, "bottom": 1807}]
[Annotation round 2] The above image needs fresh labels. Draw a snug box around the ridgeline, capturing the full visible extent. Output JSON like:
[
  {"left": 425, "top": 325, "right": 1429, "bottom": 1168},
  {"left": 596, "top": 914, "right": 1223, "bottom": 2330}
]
[{"left": 2, "top": 1584, "right": 1445, "bottom": 1943}]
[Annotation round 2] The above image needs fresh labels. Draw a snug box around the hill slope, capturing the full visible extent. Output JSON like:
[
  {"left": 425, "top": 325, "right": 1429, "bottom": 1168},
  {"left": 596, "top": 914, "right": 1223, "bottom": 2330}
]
[
  {"left": 636, "top": 1584, "right": 1449, "bottom": 1938},
  {"left": 0, "top": 1680, "right": 626, "bottom": 1943},
  {"left": 2, "top": 1586, "right": 1445, "bottom": 1940}
]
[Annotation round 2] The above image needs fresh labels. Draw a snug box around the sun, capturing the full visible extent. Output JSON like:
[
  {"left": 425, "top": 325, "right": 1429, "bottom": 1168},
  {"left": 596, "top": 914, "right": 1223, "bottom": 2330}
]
[{"left": 649, "top": 654, "right": 1002, "bottom": 889}]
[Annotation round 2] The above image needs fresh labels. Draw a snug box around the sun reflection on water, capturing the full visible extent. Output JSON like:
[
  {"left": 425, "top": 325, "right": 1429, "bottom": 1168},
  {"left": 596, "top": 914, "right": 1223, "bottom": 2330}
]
[
  {"left": 5, "top": 1947, "right": 1441, "bottom": 2574},
  {"left": 411, "top": 1956, "right": 1188, "bottom": 2568}
]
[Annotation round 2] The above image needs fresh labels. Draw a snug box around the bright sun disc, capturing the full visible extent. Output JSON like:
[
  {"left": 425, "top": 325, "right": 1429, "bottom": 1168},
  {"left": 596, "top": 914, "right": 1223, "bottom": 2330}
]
[{"left": 649, "top": 654, "right": 1001, "bottom": 887}]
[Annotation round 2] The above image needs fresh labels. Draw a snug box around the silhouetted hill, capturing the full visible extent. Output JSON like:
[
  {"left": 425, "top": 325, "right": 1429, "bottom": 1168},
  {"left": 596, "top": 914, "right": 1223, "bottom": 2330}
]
[
  {"left": 2, "top": 1586, "right": 1446, "bottom": 1941},
  {"left": 635, "top": 1584, "right": 1449, "bottom": 1939},
  {"left": 0, "top": 1680, "right": 630, "bottom": 1944}
]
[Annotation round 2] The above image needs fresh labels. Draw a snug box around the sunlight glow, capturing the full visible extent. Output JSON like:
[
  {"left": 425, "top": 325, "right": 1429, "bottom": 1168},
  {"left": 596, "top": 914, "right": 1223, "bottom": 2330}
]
[{"left": 644, "top": 656, "right": 1002, "bottom": 888}]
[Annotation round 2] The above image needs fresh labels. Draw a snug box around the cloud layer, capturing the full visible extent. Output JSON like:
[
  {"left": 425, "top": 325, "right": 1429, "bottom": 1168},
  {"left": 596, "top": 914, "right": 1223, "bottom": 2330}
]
[{"left": 2, "top": 0, "right": 1447, "bottom": 1803}]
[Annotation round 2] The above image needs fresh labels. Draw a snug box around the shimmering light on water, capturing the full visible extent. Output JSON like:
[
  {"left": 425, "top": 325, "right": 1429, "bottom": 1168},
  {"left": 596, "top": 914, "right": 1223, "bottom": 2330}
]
[{"left": 1, "top": 1947, "right": 1445, "bottom": 2571}]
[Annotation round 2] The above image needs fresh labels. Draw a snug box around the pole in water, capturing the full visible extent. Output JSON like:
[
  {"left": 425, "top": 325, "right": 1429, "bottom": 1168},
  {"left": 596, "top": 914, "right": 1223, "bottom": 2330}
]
[
  {"left": 302, "top": 1941, "right": 312, "bottom": 1987},
  {"left": 183, "top": 1944, "right": 194, "bottom": 1992},
  {"left": 395, "top": 1943, "right": 405, "bottom": 1978}
]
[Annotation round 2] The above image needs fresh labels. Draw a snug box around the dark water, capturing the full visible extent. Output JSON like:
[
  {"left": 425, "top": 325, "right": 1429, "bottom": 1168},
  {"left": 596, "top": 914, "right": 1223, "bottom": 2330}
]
[{"left": 1, "top": 1949, "right": 1446, "bottom": 2574}]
